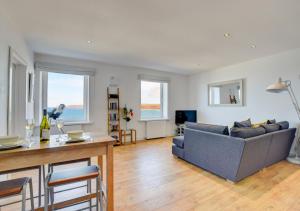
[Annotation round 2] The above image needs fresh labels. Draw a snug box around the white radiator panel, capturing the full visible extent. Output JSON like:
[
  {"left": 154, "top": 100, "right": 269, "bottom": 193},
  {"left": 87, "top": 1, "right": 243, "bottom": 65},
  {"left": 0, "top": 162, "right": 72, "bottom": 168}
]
[{"left": 145, "top": 120, "right": 167, "bottom": 139}]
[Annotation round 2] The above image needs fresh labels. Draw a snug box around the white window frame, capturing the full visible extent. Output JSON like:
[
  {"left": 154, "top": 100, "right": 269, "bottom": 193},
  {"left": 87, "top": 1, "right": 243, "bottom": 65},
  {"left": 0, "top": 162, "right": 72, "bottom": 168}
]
[
  {"left": 140, "top": 79, "right": 169, "bottom": 121},
  {"left": 41, "top": 71, "right": 90, "bottom": 124}
]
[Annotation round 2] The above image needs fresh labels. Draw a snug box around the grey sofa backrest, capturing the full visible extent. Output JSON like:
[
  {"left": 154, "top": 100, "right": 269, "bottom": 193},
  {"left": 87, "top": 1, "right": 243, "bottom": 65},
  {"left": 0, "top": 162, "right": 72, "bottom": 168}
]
[
  {"left": 183, "top": 127, "right": 296, "bottom": 182},
  {"left": 184, "top": 128, "right": 245, "bottom": 181},
  {"left": 235, "top": 132, "right": 273, "bottom": 181},
  {"left": 265, "top": 128, "right": 296, "bottom": 166}
]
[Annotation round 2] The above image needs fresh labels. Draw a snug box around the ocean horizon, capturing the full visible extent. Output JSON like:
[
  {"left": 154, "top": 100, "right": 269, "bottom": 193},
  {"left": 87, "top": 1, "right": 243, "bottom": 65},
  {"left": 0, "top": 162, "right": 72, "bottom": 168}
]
[{"left": 48, "top": 107, "right": 161, "bottom": 122}]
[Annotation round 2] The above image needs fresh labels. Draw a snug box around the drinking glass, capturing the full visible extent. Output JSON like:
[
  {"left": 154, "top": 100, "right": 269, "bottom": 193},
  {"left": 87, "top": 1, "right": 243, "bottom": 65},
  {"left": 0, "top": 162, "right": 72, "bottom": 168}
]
[
  {"left": 56, "top": 118, "right": 64, "bottom": 142},
  {"left": 25, "top": 119, "right": 35, "bottom": 147}
]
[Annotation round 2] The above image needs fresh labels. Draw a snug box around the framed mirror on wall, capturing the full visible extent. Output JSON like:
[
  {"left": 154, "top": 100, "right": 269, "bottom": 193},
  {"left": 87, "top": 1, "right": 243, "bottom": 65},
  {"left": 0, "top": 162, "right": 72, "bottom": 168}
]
[
  {"left": 208, "top": 79, "right": 244, "bottom": 106},
  {"left": 7, "top": 47, "right": 29, "bottom": 136}
]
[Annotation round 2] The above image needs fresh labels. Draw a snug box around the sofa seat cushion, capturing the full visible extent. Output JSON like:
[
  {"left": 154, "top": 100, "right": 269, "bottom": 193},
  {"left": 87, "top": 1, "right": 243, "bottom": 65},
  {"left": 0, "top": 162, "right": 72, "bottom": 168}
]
[
  {"left": 172, "top": 144, "right": 184, "bottom": 159},
  {"left": 185, "top": 122, "right": 229, "bottom": 135},
  {"left": 173, "top": 136, "right": 184, "bottom": 148},
  {"left": 230, "top": 127, "right": 266, "bottom": 139}
]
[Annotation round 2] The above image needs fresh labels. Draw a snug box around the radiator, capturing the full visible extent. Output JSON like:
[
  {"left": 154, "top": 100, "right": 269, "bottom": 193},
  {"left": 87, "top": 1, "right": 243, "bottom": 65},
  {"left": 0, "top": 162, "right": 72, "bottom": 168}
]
[{"left": 145, "top": 120, "right": 167, "bottom": 139}]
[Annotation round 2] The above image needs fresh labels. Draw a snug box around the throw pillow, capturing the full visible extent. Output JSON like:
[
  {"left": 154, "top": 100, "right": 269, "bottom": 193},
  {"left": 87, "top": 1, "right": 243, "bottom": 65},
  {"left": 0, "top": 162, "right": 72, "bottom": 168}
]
[
  {"left": 234, "top": 118, "right": 251, "bottom": 128},
  {"left": 277, "top": 121, "right": 289, "bottom": 130},
  {"left": 267, "top": 119, "right": 276, "bottom": 124},
  {"left": 251, "top": 120, "right": 267, "bottom": 128},
  {"left": 261, "top": 123, "right": 280, "bottom": 133},
  {"left": 230, "top": 127, "right": 266, "bottom": 139}
]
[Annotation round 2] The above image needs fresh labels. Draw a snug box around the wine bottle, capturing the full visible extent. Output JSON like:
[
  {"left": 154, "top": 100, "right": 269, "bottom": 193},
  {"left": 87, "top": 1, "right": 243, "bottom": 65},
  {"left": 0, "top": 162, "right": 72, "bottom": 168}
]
[{"left": 40, "top": 109, "right": 50, "bottom": 142}]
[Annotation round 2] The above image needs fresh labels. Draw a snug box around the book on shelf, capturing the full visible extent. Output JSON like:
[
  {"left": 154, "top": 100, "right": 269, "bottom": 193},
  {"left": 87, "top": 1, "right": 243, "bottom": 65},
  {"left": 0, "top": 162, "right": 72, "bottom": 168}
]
[{"left": 109, "top": 102, "right": 118, "bottom": 110}]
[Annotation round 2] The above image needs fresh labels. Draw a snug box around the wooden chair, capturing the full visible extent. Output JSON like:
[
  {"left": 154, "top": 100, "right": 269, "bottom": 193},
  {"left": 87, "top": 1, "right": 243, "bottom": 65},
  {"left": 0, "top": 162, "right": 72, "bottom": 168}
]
[
  {"left": 0, "top": 177, "right": 34, "bottom": 211},
  {"left": 44, "top": 165, "right": 103, "bottom": 211}
]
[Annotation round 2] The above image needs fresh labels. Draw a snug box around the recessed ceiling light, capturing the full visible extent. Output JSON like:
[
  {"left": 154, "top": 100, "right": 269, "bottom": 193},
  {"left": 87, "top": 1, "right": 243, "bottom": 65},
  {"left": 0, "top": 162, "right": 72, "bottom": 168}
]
[
  {"left": 251, "top": 44, "right": 256, "bottom": 48},
  {"left": 224, "top": 33, "right": 231, "bottom": 38},
  {"left": 87, "top": 40, "right": 92, "bottom": 44}
]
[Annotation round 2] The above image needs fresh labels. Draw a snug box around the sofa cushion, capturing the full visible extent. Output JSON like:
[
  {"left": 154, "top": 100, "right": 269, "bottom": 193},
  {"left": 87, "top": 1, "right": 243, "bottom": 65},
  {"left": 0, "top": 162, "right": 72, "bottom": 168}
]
[
  {"left": 185, "top": 122, "right": 229, "bottom": 135},
  {"left": 230, "top": 127, "right": 266, "bottom": 139},
  {"left": 251, "top": 120, "right": 267, "bottom": 128},
  {"left": 173, "top": 136, "right": 184, "bottom": 148},
  {"left": 267, "top": 119, "right": 276, "bottom": 124},
  {"left": 277, "top": 121, "right": 289, "bottom": 130},
  {"left": 234, "top": 119, "right": 251, "bottom": 128},
  {"left": 261, "top": 124, "right": 280, "bottom": 133}
]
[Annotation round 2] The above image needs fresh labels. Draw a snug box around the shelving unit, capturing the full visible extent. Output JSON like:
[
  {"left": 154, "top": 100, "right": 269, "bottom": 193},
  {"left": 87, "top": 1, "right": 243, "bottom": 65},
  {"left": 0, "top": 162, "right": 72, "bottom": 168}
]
[{"left": 107, "top": 87, "right": 121, "bottom": 145}]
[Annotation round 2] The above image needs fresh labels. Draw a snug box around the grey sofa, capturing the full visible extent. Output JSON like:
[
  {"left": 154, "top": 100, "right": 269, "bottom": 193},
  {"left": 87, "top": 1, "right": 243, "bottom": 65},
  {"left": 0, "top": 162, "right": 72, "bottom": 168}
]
[{"left": 172, "top": 126, "right": 296, "bottom": 182}]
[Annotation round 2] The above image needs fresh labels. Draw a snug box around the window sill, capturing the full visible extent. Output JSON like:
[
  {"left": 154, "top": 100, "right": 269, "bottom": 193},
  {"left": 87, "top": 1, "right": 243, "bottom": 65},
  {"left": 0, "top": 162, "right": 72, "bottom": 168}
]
[
  {"left": 139, "top": 118, "right": 169, "bottom": 122},
  {"left": 63, "top": 121, "right": 93, "bottom": 126},
  {"left": 48, "top": 121, "right": 93, "bottom": 126}
]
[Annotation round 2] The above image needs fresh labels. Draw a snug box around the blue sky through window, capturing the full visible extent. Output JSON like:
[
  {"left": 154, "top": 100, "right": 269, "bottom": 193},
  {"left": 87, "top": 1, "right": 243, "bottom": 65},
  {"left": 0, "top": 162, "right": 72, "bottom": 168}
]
[{"left": 47, "top": 72, "right": 85, "bottom": 121}]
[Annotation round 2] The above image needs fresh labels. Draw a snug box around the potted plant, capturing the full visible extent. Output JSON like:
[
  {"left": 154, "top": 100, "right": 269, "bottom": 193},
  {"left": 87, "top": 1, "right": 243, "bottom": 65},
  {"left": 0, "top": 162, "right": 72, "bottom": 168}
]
[{"left": 122, "top": 105, "right": 134, "bottom": 130}]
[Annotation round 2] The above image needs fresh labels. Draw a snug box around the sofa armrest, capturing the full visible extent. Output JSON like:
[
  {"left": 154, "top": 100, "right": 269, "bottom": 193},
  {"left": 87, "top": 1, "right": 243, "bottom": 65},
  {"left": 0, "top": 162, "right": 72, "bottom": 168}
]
[{"left": 184, "top": 128, "right": 245, "bottom": 181}]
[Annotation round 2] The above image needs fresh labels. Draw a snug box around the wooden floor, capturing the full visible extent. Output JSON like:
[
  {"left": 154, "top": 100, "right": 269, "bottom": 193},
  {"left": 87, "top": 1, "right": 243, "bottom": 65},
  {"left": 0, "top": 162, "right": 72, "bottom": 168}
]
[{"left": 2, "top": 137, "right": 300, "bottom": 211}]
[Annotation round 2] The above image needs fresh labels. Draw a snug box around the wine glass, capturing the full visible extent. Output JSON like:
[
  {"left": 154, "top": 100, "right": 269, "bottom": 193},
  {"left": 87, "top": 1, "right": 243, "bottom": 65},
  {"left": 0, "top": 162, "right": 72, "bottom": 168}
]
[
  {"left": 56, "top": 118, "right": 64, "bottom": 142},
  {"left": 25, "top": 119, "right": 35, "bottom": 147}
]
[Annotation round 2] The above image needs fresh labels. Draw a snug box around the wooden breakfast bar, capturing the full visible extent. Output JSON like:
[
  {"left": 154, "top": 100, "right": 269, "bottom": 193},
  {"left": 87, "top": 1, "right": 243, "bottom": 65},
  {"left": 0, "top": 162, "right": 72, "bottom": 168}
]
[{"left": 0, "top": 134, "right": 115, "bottom": 211}]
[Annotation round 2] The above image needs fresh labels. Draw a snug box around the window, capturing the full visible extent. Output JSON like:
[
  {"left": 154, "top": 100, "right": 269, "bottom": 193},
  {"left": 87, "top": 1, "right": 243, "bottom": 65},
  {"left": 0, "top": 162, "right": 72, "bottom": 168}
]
[
  {"left": 140, "top": 80, "right": 168, "bottom": 120},
  {"left": 45, "top": 72, "right": 89, "bottom": 123}
]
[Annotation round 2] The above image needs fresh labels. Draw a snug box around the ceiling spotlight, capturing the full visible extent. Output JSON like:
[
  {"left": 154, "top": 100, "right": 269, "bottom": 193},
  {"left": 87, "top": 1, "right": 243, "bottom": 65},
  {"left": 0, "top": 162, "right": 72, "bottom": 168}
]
[
  {"left": 251, "top": 44, "right": 256, "bottom": 48},
  {"left": 224, "top": 33, "right": 231, "bottom": 38}
]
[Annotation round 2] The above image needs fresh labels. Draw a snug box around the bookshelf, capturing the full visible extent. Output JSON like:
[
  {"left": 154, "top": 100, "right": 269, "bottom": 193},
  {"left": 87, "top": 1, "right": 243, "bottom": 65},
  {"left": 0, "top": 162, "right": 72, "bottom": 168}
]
[{"left": 107, "top": 87, "right": 121, "bottom": 145}]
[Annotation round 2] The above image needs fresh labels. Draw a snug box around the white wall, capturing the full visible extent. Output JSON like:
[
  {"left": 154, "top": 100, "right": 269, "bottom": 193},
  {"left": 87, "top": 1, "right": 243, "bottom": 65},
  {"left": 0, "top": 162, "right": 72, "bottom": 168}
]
[
  {"left": 188, "top": 48, "right": 300, "bottom": 128},
  {"left": 0, "top": 12, "right": 34, "bottom": 136},
  {"left": 34, "top": 54, "right": 189, "bottom": 140}
]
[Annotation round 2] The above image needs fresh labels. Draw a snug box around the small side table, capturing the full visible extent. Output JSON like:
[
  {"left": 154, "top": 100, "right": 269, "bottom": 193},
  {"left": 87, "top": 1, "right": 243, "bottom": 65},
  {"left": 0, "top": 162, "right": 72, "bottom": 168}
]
[{"left": 119, "top": 129, "right": 137, "bottom": 145}]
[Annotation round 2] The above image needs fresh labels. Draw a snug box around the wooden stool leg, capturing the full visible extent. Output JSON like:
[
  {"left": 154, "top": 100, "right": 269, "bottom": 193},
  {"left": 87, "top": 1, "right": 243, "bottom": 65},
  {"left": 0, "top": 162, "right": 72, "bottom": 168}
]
[
  {"left": 124, "top": 131, "right": 126, "bottom": 144},
  {"left": 135, "top": 130, "right": 137, "bottom": 144}
]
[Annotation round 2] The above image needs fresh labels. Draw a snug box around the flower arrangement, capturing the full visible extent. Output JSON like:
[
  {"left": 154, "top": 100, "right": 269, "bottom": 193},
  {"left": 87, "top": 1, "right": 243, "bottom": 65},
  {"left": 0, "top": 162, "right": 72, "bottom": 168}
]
[{"left": 122, "top": 105, "right": 134, "bottom": 130}]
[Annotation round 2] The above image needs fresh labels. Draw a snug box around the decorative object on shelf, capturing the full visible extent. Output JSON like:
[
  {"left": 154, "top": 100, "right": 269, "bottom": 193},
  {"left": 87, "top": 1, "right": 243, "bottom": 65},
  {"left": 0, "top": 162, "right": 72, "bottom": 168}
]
[
  {"left": 121, "top": 105, "right": 134, "bottom": 130},
  {"left": 266, "top": 77, "right": 300, "bottom": 164},
  {"left": 107, "top": 87, "right": 121, "bottom": 145},
  {"left": 119, "top": 129, "right": 137, "bottom": 145}
]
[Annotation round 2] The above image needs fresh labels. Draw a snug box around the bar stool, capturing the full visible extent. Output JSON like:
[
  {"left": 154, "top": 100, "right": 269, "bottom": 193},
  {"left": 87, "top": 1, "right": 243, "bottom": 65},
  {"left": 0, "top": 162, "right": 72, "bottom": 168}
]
[
  {"left": 0, "top": 177, "right": 34, "bottom": 211},
  {"left": 44, "top": 165, "right": 103, "bottom": 211},
  {"left": 0, "top": 166, "right": 43, "bottom": 207},
  {"left": 46, "top": 158, "right": 92, "bottom": 207}
]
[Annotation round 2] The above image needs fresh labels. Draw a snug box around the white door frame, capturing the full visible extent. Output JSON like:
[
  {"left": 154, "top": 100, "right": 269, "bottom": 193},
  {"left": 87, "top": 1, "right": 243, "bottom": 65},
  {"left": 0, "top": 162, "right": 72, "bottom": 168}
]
[{"left": 7, "top": 47, "right": 28, "bottom": 136}]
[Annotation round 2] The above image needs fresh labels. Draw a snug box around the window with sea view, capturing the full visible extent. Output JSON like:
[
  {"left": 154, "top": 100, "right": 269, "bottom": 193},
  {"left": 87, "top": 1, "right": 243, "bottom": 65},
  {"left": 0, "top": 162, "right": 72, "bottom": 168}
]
[
  {"left": 47, "top": 72, "right": 87, "bottom": 122},
  {"left": 140, "top": 80, "right": 168, "bottom": 120}
]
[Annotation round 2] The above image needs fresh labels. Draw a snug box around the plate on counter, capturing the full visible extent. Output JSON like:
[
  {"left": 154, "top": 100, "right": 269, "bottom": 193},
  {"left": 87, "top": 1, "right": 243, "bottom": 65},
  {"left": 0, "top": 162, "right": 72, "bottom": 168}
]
[
  {"left": 0, "top": 141, "right": 24, "bottom": 151},
  {"left": 65, "top": 136, "right": 91, "bottom": 144}
]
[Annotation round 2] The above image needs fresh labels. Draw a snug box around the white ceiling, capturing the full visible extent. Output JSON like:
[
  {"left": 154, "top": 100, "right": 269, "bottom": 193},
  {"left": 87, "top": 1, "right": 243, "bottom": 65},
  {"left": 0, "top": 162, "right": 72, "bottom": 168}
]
[{"left": 1, "top": 0, "right": 300, "bottom": 74}]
